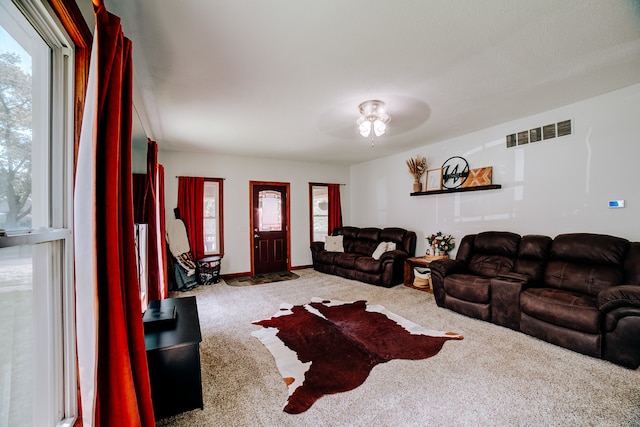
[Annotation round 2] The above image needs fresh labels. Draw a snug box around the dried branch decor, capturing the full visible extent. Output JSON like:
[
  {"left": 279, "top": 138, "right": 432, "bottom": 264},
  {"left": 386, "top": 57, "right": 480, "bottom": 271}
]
[{"left": 406, "top": 156, "right": 427, "bottom": 183}]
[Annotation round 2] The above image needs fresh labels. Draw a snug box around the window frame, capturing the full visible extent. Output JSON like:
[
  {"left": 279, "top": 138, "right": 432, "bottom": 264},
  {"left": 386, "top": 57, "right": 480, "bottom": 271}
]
[
  {"left": 203, "top": 177, "right": 224, "bottom": 256},
  {"left": 0, "top": 0, "right": 78, "bottom": 424}
]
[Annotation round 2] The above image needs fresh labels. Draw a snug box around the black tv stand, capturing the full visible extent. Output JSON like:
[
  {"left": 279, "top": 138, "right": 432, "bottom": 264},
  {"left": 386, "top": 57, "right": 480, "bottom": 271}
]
[{"left": 144, "top": 296, "right": 203, "bottom": 419}]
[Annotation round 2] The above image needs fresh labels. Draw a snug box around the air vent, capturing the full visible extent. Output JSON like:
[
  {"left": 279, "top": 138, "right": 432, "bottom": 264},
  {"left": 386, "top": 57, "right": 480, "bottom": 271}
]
[{"left": 506, "top": 119, "right": 572, "bottom": 148}]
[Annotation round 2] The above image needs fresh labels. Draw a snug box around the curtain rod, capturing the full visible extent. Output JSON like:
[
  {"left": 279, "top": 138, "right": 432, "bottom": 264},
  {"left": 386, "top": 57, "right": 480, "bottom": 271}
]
[
  {"left": 175, "top": 176, "right": 226, "bottom": 180},
  {"left": 309, "top": 182, "right": 346, "bottom": 186}
]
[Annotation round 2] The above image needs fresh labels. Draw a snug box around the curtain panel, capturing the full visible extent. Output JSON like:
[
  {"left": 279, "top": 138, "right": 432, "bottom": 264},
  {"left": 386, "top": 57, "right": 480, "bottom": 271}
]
[
  {"left": 145, "top": 140, "right": 168, "bottom": 301},
  {"left": 177, "top": 177, "right": 205, "bottom": 260},
  {"left": 328, "top": 183, "right": 343, "bottom": 234},
  {"left": 132, "top": 173, "right": 146, "bottom": 224},
  {"left": 157, "top": 164, "right": 168, "bottom": 298},
  {"left": 74, "top": 4, "right": 155, "bottom": 426}
]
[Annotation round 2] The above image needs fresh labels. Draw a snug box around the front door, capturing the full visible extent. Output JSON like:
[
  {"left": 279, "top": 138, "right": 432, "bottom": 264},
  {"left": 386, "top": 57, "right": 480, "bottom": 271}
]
[{"left": 251, "top": 182, "right": 290, "bottom": 274}]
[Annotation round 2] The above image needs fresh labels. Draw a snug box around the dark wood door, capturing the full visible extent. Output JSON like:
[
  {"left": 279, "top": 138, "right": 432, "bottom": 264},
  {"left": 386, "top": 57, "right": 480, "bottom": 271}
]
[{"left": 252, "top": 183, "right": 289, "bottom": 274}]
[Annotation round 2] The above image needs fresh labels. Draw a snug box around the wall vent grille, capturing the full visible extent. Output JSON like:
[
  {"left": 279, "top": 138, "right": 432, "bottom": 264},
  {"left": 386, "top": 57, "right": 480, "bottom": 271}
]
[{"left": 506, "top": 119, "right": 572, "bottom": 148}]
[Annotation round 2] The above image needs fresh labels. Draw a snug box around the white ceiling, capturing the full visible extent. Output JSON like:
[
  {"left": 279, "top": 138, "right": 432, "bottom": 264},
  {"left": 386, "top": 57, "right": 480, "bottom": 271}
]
[{"left": 105, "top": 0, "right": 640, "bottom": 165}]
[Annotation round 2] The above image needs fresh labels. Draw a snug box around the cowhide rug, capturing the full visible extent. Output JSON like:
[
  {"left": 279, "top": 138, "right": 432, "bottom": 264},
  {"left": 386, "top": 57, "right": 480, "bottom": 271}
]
[{"left": 252, "top": 297, "right": 463, "bottom": 414}]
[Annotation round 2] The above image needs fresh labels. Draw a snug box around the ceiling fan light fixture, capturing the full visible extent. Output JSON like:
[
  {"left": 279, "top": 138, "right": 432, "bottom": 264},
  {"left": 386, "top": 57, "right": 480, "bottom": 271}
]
[
  {"left": 358, "top": 118, "right": 372, "bottom": 137},
  {"left": 357, "top": 100, "right": 390, "bottom": 143},
  {"left": 373, "top": 119, "right": 386, "bottom": 136}
]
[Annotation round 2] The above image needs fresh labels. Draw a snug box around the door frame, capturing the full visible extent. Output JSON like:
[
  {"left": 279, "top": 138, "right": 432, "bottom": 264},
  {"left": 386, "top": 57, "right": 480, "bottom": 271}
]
[{"left": 249, "top": 181, "right": 291, "bottom": 275}]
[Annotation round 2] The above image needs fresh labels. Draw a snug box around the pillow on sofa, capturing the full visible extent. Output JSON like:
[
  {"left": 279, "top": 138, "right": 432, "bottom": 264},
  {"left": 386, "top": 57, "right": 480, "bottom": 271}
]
[
  {"left": 372, "top": 242, "right": 388, "bottom": 260},
  {"left": 372, "top": 241, "right": 397, "bottom": 260},
  {"left": 325, "top": 235, "right": 344, "bottom": 252}
]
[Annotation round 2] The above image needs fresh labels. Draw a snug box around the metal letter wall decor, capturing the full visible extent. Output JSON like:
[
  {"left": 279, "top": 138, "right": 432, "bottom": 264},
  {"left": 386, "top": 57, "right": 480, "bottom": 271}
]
[{"left": 441, "top": 156, "right": 470, "bottom": 189}]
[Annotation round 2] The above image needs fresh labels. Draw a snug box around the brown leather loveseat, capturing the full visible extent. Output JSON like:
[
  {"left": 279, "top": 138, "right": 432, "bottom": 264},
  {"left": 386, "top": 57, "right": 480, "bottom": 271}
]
[
  {"left": 430, "top": 231, "right": 640, "bottom": 368},
  {"left": 310, "top": 226, "right": 416, "bottom": 287}
]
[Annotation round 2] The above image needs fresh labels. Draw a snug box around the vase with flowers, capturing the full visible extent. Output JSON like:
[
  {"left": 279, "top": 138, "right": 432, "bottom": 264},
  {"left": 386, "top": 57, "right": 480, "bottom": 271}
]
[
  {"left": 426, "top": 231, "right": 455, "bottom": 256},
  {"left": 406, "top": 155, "right": 427, "bottom": 192}
]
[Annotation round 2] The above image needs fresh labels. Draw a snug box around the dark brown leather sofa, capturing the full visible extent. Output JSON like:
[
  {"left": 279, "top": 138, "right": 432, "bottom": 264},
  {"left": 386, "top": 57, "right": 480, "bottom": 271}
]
[
  {"left": 310, "top": 226, "right": 416, "bottom": 287},
  {"left": 430, "top": 231, "right": 640, "bottom": 368}
]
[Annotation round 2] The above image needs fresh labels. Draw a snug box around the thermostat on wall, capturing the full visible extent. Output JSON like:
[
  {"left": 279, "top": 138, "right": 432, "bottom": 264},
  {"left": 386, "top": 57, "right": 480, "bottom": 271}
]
[{"left": 608, "top": 200, "right": 625, "bottom": 208}]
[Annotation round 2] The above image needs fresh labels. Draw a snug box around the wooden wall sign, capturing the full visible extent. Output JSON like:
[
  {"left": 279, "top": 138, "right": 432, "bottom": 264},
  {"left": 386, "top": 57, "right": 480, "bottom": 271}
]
[{"left": 460, "top": 167, "right": 492, "bottom": 188}]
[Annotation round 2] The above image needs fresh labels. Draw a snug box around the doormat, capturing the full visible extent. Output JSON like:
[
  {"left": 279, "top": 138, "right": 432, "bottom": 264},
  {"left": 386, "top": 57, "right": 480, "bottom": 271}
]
[{"left": 225, "top": 271, "right": 299, "bottom": 286}]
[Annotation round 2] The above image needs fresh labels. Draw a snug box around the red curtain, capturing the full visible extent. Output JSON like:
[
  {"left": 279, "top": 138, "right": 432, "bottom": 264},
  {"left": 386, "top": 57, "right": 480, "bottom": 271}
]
[
  {"left": 157, "top": 164, "right": 168, "bottom": 298},
  {"left": 177, "top": 177, "right": 205, "bottom": 260},
  {"left": 328, "top": 183, "right": 343, "bottom": 234},
  {"left": 131, "top": 173, "right": 146, "bottom": 223},
  {"left": 145, "top": 139, "right": 168, "bottom": 301},
  {"left": 77, "top": 4, "right": 155, "bottom": 425}
]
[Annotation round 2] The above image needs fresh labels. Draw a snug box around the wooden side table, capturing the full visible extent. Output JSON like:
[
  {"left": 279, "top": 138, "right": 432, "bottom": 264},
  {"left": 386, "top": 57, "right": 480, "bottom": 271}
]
[{"left": 403, "top": 255, "right": 449, "bottom": 293}]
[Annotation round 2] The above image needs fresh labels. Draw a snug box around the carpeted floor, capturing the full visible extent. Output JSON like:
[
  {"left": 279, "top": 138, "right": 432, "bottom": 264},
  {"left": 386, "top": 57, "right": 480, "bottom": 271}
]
[
  {"left": 158, "top": 269, "right": 640, "bottom": 427},
  {"left": 224, "top": 271, "right": 299, "bottom": 286}
]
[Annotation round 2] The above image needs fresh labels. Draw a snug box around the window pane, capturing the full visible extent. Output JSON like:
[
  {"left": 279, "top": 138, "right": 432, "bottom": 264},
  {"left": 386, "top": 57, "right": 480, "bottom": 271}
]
[
  {"left": 258, "top": 190, "right": 281, "bottom": 232},
  {"left": 203, "top": 218, "right": 217, "bottom": 253},
  {"left": 0, "top": 245, "right": 34, "bottom": 426},
  {"left": 203, "top": 181, "right": 220, "bottom": 255},
  {"left": 0, "top": 25, "right": 34, "bottom": 231},
  {"left": 311, "top": 185, "right": 328, "bottom": 241}
]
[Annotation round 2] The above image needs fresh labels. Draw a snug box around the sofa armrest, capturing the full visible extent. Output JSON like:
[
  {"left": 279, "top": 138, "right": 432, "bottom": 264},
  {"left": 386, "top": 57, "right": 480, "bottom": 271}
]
[
  {"left": 379, "top": 249, "right": 409, "bottom": 261},
  {"left": 429, "top": 258, "right": 466, "bottom": 277},
  {"left": 310, "top": 241, "right": 325, "bottom": 254},
  {"left": 430, "top": 259, "right": 468, "bottom": 307},
  {"left": 490, "top": 275, "right": 527, "bottom": 331},
  {"left": 597, "top": 285, "right": 640, "bottom": 312}
]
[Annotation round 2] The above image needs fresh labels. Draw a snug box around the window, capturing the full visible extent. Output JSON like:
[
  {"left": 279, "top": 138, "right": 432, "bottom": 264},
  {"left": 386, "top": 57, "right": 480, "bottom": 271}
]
[
  {"left": 203, "top": 178, "right": 223, "bottom": 255},
  {"left": 258, "top": 190, "right": 283, "bottom": 232},
  {"left": 309, "top": 184, "right": 329, "bottom": 242},
  {"left": 0, "top": 0, "right": 76, "bottom": 425}
]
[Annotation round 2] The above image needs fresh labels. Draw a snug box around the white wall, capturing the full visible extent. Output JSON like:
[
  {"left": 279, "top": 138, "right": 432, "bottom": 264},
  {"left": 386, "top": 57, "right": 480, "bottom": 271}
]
[
  {"left": 158, "top": 152, "right": 350, "bottom": 274},
  {"left": 350, "top": 83, "right": 640, "bottom": 256}
]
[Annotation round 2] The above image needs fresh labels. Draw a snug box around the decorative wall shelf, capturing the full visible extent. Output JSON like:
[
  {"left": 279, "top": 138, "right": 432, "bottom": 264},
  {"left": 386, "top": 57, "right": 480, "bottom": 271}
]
[{"left": 410, "top": 184, "right": 502, "bottom": 196}]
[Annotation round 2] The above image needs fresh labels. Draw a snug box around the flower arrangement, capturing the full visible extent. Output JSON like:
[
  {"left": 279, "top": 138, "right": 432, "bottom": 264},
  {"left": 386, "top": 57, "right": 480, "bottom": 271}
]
[
  {"left": 426, "top": 231, "right": 455, "bottom": 255},
  {"left": 406, "top": 155, "right": 427, "bottom": 183}
]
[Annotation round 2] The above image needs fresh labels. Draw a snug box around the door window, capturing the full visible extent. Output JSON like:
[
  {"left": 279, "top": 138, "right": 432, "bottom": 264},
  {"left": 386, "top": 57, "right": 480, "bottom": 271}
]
[{"left": 258, "top": 190, "right": 282, "bottom": 232}]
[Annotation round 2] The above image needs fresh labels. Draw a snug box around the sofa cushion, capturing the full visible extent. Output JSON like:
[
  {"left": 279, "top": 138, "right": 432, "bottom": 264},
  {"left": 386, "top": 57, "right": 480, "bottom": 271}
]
[
  {"left": 520, "top": 287, "right": 600, "bottom": 334},
  {"left": 334, "top": 253, "right": 359, "bottom": 269},
  {"left": 550, "top": 233, "right": 628, "bottom": 265},
  {"left": 444, "top": 274, "right": 491, "bottom": 304},
  {"left": 315, "top": 250, "right": 338, "bottom": 265},
  {"left": 333, "top": 226, "right": 359, "bottom": 253},
  {"left": 325, "top": 235, "right": 344, "bottom": 252},
  {"left": 544, "top": 260, "right": 625, "bottom": 297},
  {"left": 475, "top": 231, "right": 520, "bottom": 256},
  {"left": 467, "top": 231, "right": 520, "bottom": 277},
  {"left": 514, "top": 234, "right": 552, "bottom": 281},
  {"left": 355, "top": 256, "right": 383, "bottom": 274},
  {"left": 625, "top": 242, "right": 640, "bottom": 284},
  {"left": 379, "top": 228, "right": 406, "bottom": 247},
  {"left": 349, "top": 227, "right": 381, "bottom": 256},
  {"left": 468, "top": 255, "right": 515, "bottom": 278},
  {"left": 545, "top": 233, "right": 628, "bottom": 296}
]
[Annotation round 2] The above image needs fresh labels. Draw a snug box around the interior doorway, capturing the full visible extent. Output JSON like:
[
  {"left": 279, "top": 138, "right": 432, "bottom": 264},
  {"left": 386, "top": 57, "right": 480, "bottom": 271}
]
[{"left": 250, "top": 181, "right": 290, "bottom": 274}]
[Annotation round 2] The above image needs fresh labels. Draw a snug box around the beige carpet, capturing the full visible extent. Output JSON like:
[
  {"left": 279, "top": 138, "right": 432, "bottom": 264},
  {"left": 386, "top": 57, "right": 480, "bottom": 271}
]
[{"left": 157, "top": 269, "right": 640, "bottom": 427}]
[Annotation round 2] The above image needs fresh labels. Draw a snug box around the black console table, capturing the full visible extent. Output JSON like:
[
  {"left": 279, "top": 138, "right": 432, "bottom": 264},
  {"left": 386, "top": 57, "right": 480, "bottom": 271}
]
[{"left": 144, "top": 296, "right": 203, "bottom": 419}]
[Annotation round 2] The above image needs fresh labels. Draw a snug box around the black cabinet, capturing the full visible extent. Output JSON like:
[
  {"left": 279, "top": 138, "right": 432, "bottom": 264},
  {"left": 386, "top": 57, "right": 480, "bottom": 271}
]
[{"left": 144, "top": 296, "right": 203, "bottom": 419}]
